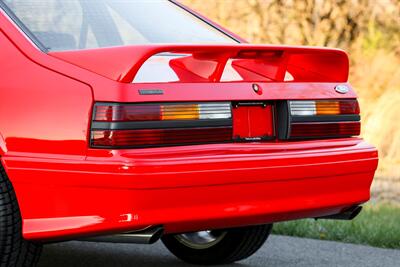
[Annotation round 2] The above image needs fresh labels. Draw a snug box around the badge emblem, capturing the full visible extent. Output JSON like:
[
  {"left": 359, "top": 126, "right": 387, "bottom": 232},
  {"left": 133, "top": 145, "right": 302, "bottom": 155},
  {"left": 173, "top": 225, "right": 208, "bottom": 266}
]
[{"left": 335, "top": 85, "right": 349, "bottom": 94}]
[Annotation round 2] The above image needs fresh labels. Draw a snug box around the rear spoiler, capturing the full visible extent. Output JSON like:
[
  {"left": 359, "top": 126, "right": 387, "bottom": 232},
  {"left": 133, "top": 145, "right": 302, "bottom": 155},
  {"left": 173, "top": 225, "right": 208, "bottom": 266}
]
[{"left": 50, "top": 44, "right": 349, "bottom": 83}]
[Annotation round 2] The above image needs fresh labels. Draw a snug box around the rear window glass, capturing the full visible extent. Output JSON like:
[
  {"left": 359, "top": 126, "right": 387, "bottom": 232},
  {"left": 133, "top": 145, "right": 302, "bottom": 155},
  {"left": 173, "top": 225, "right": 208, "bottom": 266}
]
[{"left": 1, "top": 0, "right": 236, "bottom": 51}]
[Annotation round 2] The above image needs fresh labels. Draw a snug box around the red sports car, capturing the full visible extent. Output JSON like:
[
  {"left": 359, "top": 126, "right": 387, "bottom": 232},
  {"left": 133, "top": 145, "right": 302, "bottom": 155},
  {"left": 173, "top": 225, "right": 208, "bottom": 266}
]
[{"left": 0, "top": 0, "right": 378, "bottom": 266}]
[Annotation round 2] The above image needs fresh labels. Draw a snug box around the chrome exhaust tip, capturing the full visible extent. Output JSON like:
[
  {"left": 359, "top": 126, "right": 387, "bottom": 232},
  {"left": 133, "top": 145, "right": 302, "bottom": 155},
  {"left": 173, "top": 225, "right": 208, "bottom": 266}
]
[{"left": 80, "top": 226, "right": 164, "bottom": 244}]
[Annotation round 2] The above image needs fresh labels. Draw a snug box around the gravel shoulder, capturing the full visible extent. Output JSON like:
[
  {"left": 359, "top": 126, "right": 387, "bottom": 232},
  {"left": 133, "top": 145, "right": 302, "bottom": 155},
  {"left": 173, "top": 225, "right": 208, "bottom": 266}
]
[{"left": 38, "top": 235, "right": 400, "bottom": 267}]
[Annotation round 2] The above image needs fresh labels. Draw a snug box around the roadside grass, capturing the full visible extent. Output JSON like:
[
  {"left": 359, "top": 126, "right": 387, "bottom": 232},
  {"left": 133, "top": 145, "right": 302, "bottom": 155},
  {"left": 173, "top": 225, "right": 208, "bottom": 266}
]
[{"left": 272, "top": 204, "right": 400, "bottom": 249}]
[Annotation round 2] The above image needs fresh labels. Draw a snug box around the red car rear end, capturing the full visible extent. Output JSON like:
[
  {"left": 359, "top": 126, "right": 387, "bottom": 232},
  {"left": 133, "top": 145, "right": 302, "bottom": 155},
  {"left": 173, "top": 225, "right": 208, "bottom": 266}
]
[{"left": 0, "top": 0, "right": 378, "bottom": 266}]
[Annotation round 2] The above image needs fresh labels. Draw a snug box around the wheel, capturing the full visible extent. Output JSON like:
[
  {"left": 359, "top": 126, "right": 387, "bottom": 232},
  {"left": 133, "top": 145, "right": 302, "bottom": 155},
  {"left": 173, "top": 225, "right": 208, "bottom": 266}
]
[
  {"left": 162, "top": 224, "right": 273, "bottom": 265},
  {"left": 0, "top": 164, "right": 42, "bottom": 267}
]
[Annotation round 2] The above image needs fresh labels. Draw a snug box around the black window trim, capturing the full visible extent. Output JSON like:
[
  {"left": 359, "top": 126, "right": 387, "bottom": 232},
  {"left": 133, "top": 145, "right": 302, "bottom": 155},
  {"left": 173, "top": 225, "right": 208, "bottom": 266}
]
[
  {"left": 0, "top": 0, "right": 240, "bottom": 53},
  {"left": 0, "top": 0, "right": 48, "bottom": 51}
]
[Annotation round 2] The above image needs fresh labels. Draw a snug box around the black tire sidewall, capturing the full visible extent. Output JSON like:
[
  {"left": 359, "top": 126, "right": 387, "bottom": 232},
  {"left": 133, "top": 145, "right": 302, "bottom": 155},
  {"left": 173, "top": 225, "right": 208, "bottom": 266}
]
[
  {"left": 0, "top": 164, "right": 42, "bottom": 267},
  {"left": 162, "top": 224, "right": 272, "bottom": 265}
]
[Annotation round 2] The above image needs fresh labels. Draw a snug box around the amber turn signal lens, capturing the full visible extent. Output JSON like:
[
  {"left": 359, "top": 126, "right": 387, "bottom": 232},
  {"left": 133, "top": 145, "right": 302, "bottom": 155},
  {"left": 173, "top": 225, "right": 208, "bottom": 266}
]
[
  {"left": 161, "top": 104, "right": 200, "bottom": 120},
  {"left": 315, "top": 101, "right": 340, "bottom": 115}
]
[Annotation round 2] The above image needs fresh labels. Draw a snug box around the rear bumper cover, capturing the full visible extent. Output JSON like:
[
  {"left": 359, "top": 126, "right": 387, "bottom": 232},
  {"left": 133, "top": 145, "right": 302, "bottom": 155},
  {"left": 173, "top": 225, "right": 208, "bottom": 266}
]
[{"left": 3, "top": 138, "right": 378, "bottom": 241}]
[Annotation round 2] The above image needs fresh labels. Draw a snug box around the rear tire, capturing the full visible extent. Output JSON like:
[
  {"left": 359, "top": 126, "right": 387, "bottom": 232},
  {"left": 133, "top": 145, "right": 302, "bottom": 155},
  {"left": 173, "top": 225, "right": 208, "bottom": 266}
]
[
  {"left": 162, "top": 224, "right": 272, "bottom": 265},
  {"left": 0, "top": 164, "right": 42, "bottom": 267}
]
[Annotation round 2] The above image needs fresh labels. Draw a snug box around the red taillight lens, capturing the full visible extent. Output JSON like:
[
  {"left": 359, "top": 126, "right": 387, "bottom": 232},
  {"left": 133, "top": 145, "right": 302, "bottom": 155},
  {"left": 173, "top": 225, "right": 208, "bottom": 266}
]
[
  {"left": 94, "top": 105, "right": 161, "bottom": 121},
  {"left": 283, "top": 99, "right": 361, "bottom": 139},
  {"left": 91, "top": 102, "right": 232, "bottom": 148},
  {"left": 290, "top": 122, "right": 361, "bottom": 138},
  {"left": 91, "top": 127, "right": 232, "bottom": 147}
]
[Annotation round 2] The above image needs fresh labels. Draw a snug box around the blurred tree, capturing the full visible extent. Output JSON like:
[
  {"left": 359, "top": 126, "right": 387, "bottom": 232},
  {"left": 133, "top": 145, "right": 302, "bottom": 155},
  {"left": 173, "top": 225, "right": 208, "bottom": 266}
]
[{"left": 182, "top": 0, "right": 399, "bottom": 50}]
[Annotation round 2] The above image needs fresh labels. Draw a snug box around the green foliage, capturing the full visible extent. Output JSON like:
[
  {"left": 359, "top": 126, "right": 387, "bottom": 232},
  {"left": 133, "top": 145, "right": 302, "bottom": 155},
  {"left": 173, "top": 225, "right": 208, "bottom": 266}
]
[
  {"left": 273, "top": 204, "right": 400, "bottom": 249},
  {"left": 361, "top": 20, "right": 399, "bottom": 54}
]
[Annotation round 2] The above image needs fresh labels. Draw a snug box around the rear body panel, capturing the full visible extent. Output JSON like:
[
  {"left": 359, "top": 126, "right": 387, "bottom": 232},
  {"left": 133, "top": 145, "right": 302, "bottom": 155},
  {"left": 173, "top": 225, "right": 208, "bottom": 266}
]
[
  {"left": 3, "top": 139, "right": 377, "bottom": 240},
  {"left": 0, "top": 5, "right": 378, "bottom": 242}
]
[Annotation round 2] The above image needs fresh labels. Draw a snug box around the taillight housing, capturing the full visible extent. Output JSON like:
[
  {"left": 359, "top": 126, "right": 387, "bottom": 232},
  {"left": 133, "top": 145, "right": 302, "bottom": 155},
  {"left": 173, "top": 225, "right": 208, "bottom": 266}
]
[
  {"left": 278, "top": 99, "right": 361, "bottom": 139},
  {"left": 90, "top": 102, "right": 232, "bottom": 148}
]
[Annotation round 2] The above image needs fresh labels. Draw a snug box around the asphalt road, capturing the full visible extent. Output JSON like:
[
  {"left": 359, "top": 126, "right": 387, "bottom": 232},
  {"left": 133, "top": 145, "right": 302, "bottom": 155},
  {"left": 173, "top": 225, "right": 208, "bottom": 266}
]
[{"left": 38, "top": 235, "right": 400, "bottom": 267}]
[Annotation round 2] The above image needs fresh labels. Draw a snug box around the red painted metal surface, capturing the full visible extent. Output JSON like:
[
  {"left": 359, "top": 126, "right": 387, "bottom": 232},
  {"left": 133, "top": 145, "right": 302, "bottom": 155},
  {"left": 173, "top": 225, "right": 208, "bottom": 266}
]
[
  {"left": 49, "top": 44, "right": 349, "bottom": 83},
  {"left": 3, "top": 139, "right": 377, "bottom": 240},
  {"left": 0, "top": 6, "right": 378, "bottom": 242}
]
